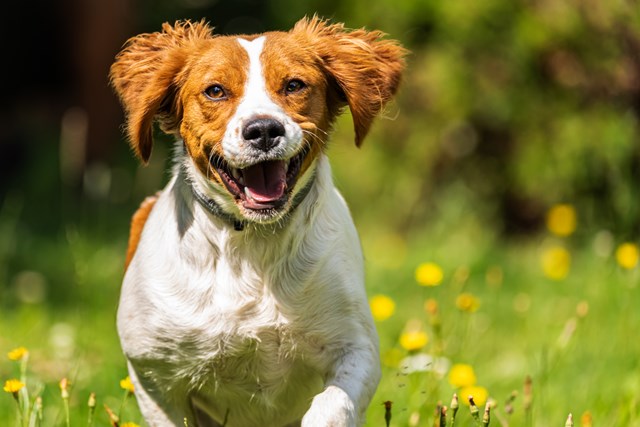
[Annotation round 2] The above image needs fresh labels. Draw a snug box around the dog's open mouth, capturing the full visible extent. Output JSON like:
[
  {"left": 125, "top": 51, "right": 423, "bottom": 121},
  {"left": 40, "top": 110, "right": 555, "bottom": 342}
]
[{"left": 210, "top": 148, "right": 309, "bottom": 211}]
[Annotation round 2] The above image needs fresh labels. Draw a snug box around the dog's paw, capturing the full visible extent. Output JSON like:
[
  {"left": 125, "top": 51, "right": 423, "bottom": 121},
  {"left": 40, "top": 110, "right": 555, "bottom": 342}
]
[{"left": 301, "top": 386, "right": 357, "bottom": 427}]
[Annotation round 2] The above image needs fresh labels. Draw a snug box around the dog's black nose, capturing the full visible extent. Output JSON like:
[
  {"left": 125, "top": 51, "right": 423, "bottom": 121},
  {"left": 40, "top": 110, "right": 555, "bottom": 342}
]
[{"left": 242, "top": 118, "right": 285, "bottom": 152}]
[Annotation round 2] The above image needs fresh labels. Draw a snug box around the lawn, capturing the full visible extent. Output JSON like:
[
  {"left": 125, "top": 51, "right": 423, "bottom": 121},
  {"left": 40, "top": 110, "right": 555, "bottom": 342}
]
[
  {"left": 1, "top": 171, "right": 638, "bottom": 426},
  {"left": 3, "top": 0, "right": 640, "bottom": 425}
]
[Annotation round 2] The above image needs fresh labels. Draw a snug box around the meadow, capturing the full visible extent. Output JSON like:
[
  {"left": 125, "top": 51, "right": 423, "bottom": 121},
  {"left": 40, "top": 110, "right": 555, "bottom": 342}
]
[
  {"left": 2, "top": 1, "right": 640, "bottom": 425},
  {"left": 1, "top": 134, "right": 639, "bottom": 426}
]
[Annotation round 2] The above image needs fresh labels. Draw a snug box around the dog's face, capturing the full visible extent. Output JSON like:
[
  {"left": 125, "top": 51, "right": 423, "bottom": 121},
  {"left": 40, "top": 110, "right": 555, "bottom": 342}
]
[{"left": 110, "top": 17, "right": 405, "bottom": 222}]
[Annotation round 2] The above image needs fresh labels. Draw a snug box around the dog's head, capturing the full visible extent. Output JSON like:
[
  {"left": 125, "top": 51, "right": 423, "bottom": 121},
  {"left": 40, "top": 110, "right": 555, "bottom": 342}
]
[{"left": 110, "top": 17, "right": 406, "bottom": 223}]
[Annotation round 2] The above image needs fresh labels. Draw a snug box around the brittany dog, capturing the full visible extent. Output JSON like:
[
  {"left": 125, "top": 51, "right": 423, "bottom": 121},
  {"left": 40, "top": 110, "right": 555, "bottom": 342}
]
[{"left": 110, "top": 16, "right": 405, "bottom": 427}]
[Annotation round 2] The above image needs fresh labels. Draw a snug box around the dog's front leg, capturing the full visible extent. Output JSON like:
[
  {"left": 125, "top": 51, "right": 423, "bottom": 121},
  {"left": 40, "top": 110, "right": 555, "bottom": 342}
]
[
  {"left": 302, "top": 343, "right": 381, "bottom": 427},
  {"left": 127, "top": 362, "right": 193, "bottom": 426}
]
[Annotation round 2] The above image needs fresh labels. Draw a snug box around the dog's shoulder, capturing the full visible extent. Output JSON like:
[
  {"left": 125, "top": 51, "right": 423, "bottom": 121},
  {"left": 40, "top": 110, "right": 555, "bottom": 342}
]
[{"left": 125, "top": 193, "right": 160, "bottom": 270}]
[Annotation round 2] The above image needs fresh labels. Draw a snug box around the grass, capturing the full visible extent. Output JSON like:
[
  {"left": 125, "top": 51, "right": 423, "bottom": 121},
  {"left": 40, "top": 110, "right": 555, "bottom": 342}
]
[{"left": 1, "top": 153, "right": 639, "bottom": 426}]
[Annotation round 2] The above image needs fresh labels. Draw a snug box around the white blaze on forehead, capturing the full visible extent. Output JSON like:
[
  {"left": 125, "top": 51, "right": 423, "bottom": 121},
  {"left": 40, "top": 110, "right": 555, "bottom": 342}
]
[
  {"left": 236, "top": 36, "right": 283, "bottom": 115},
  {"left": 221, "top": 36, "right": 303, "bottom": 165}
]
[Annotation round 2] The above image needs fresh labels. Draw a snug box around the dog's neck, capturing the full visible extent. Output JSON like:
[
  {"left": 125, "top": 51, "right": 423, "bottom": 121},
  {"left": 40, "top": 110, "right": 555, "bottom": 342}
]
[{"left": 178, "top": 149, "right": 320, "bottom": 233}]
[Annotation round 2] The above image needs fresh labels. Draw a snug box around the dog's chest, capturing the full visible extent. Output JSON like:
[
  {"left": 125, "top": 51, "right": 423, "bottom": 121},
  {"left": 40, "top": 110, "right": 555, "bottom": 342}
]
[{"left": 132, "top": 252, "right": 324, "bottom": 395}]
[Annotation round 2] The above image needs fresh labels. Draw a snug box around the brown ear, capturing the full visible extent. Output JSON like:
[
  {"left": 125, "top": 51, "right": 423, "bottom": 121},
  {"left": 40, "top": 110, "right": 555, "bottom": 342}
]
[
  {"left": 109, "top": 20, "right": 213, "bottom": 163},
  {"left": 294, "top": 16, "right": 407, "bottom": 146}
]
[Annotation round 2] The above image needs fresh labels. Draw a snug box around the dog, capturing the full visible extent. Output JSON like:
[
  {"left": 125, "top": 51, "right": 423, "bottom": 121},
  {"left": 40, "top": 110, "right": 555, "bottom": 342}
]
[{"left": 110, "top": 16, "right": 405, "bottom": 427}]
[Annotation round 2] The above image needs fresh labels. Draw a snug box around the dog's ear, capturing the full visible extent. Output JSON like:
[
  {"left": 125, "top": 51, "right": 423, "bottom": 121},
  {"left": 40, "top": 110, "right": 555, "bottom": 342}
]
[
  {"left": 110, "top": 20, "right": 213, "bottom": 163},
  {"left": 293, "top": 16, "right": 407, "bottom": 147}
]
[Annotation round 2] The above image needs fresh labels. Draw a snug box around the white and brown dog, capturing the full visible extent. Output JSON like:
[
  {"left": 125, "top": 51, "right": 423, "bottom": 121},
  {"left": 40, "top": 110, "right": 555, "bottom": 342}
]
[{"left": 110, "top": 17, "right": 405, "bottom": 427}]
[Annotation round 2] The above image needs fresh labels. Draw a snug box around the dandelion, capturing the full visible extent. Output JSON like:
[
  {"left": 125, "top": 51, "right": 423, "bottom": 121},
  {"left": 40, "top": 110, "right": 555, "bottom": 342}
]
[
  {"left": 541, "top": 246, "right": 571, "bottom": 280},
  {"left": 455, "top": 293, "right": 480, "bottom": 313},
  {"left": 104, "top": 404, "right": 120, "bottom": 427},
  {"left": 120, "top": 376, "right": 135, "bottom": 394},
  {"left": 439, "top": 405, "right": 447, "bottom": 427},
  {"left": 469, "top": 396, "right": 480, "bottom": 421},
  {"left": 416, "top": 262, "right": 444, "bottom": 286},
  {"left": 580, "top": 411, "right": 592, "bottom": 427},
  {"left": 399, "top": 331, "right": 428, "bottom": 351},
  {"left": 59, "top": 377, "right": 71, "bottom": 397},
  {"left": 615, "top": 242, "right": 639, "bottom": 270},
  {"left": 88, "top": 392, "right": 97, "bottom": 427},
  {"left": 450, "top": 393, "right": 459, "bottom": 425},
  {"left": 482, "top": 402, "right": 491, "bottom": 427},
  {"left": 118, "top": 376, "right": 136, "bottom": 421},
  {"left": 7, "top": 347, "right": 29, "bottom": 361},
  {"left": 546, "top": 204, "right": 577, "bottom": 237},
  {"left": 565, "top": 413, "right": 574, "bottom": 427},
  {"left": 120, "top": 423, "right": 141, "bottom": 427},
  {"left": 448, "top": 363, "right": 477, "bottom": 388},
  {"left": 60, "top": 378, "right": 71, "bottom": 427},
  {"left": 461, "top": 386, "right": 489, "bottom": 407},
  {"left": 3, "top": 379, "right": 25, "bottom": 395},
  {"left": 369, "top": 294, "right": 396, "bottom": 321}
]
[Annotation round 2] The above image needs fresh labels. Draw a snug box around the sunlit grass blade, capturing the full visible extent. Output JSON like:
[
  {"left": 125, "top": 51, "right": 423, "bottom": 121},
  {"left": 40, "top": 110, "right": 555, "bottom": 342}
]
[
  {"left": 28, "top": 396, "right": 42, "bottom": 427},
  {"left": 523, "top": 376, "right": 533, "bottom": 427}
]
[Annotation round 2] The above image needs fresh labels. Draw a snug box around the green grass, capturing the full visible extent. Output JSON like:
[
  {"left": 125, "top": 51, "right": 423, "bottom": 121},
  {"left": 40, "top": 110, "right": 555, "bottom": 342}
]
[{"left": 1, "top": 191, "right": 639, "bottom": 426}]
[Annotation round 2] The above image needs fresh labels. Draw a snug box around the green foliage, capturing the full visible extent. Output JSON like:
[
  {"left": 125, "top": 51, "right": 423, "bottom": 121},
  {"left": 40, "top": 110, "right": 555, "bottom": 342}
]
[
  {"left": 293, "top": 0, "right": 640, "bottom": 238},
  {"left": 3, "top": 0, "right": 640, "bottom": 425}
]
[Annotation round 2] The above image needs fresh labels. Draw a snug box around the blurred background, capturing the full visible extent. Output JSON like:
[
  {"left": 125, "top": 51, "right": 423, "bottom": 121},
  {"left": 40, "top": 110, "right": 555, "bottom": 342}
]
[{"left": 1, "top": 0, "right": 640, "bottom": 425}]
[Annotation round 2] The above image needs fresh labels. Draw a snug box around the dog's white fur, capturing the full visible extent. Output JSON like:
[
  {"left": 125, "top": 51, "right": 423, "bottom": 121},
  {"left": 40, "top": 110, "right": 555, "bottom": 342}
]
[
  {"left": 112, "top": 17, "right": 405, "bottom": 427},
  {"left": 119, "top": 151, "right": 379, "bottom": 426}
]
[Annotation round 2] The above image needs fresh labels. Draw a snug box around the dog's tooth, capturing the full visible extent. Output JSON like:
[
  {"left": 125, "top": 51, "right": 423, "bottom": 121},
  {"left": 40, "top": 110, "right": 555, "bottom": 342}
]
[{"left": 284, "top": 161, "right": 289, "bottom": 174}]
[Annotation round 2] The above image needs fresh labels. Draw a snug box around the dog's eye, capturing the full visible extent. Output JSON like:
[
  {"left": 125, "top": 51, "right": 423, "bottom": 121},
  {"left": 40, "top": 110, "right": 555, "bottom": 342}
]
[
  {"left": 285, "top": 79, "right": 306, "bottom": 94},
  {"left": 204, "top": 85, "right": 227, "bottom": 100}
]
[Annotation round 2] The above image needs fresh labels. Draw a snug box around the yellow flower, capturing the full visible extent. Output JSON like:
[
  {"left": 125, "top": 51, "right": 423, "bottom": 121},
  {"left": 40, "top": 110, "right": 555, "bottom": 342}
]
[
  {"left": 615, "top": 242, "right": 639, "bottom": 270},
  {"left": 460, "top": 385, "right": 489, "bottom": 406},
  {"left": 415, "top": 262, "right": 444, "bottom": 286},
  {"left": 455, "top": 293, "right": 480, "bottom": 313},
  {"left": 7, "top": 347, "right": 28, "bottom": 361},
  {"left": 120, "top": 423, "right": 141, "bottom": 427},
  {"left": 448, "top": 363, "right": 477, "bottom": 388},
  {"left": 120, "top": 376, "right": 134, "bottom": 393},
  {"left": 541, "top": 246, "right": 571, "bottom": 280},
  {"left": 59, "top": 377, "right": 70, "bottom": 391},
  {"left": 369, "top": 294, "right": 396, "bottom": 321},
  {"left": 3, "top": 379, "right": 25, "bottom": 394},
  {"left": 59, "top": 377, "right": 71, "bottom": 399},
  {"left": 546, "top": 204, "right": 577, "bottom": 237},
  {"left": 399, "top": 331, "right": 428, "bottom": 351}
]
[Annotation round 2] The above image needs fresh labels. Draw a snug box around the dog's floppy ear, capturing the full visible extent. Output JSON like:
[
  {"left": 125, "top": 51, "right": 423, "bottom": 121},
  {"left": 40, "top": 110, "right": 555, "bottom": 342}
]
[
  {"left": 109, "top": 20, "right": 213, "bottom": 163},
  {"left": 294, "top": 16, "right": 407, "bottom": 147}
]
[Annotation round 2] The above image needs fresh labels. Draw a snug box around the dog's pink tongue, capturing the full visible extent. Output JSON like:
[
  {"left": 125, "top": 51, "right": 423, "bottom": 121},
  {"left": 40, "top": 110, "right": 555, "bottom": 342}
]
[{"left": 243, "top": 160, "right": 286, "bottom": 202}]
